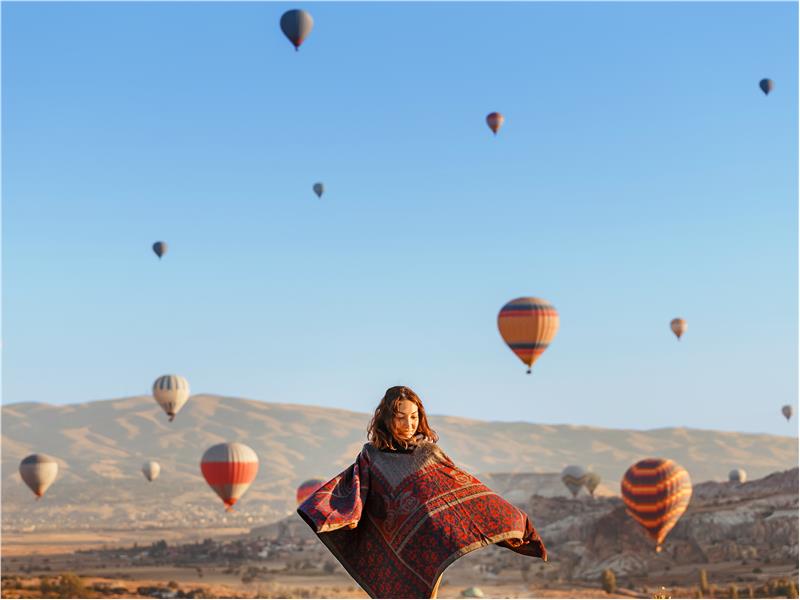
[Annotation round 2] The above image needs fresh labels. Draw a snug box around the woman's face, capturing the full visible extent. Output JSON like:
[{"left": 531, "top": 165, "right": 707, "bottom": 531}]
[{"left": 392, "top": 399, "right": 419, "bottom": 441}]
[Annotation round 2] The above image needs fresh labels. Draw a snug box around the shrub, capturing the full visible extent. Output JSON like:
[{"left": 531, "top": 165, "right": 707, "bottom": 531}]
[
  {"left": 39, "top": 576, "right": 53, "bottom": 594},
  {"left": 601, "top": 569, "right": 617, "bottom": 594},
  {"left": 56, "top": 572, "right": 91, "bottom": 598},
  {"left": 322, "top": 561, "right": 337, "bottom": 575},
  {"left": 788, "top": 581, "right": 799, "bottom": 599}
]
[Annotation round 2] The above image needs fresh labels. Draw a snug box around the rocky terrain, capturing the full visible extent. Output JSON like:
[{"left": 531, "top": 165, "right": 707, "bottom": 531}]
[{"left": 252, "top": 468, "right": 799, "bottom": 586}]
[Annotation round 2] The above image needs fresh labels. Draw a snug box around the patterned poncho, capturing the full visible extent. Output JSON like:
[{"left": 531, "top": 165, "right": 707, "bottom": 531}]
[{"left": 297, "top": 440, "right": 547, "bottom": 598}]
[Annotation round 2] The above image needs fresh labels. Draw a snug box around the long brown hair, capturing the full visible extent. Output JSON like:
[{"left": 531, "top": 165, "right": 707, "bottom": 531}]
[{"left": 367, "top": 386, "right": 438, "bottom": 450}]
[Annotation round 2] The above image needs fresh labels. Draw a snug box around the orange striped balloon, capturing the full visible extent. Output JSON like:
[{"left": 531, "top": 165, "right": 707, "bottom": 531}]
[
  {"left": 621, "top": 458, "right": 692, "bottom": 552},
  {"left": 497, "top": 297, "right": 559, "bottom": 374},
  {"left": 486, "top": 112, "right": 504, "bottom": 135},
  {"left": 200, "top": 443, "right": 259, "bottom": 511}
]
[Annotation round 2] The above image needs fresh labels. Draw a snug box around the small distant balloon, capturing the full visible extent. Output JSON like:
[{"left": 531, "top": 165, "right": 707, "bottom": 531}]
[
  {"left": 296, "top": 478, "right": 325, "bottom": 505},
  {"left": 670, "top": 318, "right": 687, "bottom": 340},
  {"left": 782, "top": 405, "right": 793, "bottom": 421},
  {"left": 280, "top": 9, "right": 314, "bottom": 51},
  {"left": 759, "top": 78, "right": 774, "bottom": 95},
  {"left": 561, "top": 465, "right": 586, "bottom": 498},
  {"left": 486, "top": 112, "right": 504, "bottom": 135},
  {"left": 142, "top": 461, "right": 161, "bottom": 482},
  {"left": 201, "top": 443, "right": 259, "bottom": 511},
  {"left": 152, "top": 375, "right": 190, "bottom": 422},
  {"left": 153, "top": 241, "right": 168, "bottom": 260},
  {"left": 729, "top": 468, "right": 746, "bottom": 484},
  {"left": 313, "top": 182, "right": 324, "bottom": 198},
  {"left": 584, "top": 471, "right": 601, "bottom": 497},
  {"left": 497, "top": 297, "right": 560, "bottom": 374},
  {"left": 19, "top": 454, "right": 59, "bottom": 499}
]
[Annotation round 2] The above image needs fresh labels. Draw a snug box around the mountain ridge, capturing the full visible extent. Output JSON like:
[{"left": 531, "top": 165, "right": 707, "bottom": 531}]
[{"left": 2, "top": 394, "right": 796, "bottom": 539}]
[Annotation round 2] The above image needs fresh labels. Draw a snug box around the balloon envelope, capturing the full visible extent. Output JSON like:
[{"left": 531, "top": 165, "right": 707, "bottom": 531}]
[
  {"left": 621, "top": 458, "right": 692, "bottom": 552},
  {"left": 280, "top": 9, "right": 314, "bottom": 50},
  {"left": 728, "top": 468, "right": 746, "bottom": 484},
  {"left": 584, "top": 471, "right": 601, "bottom": 496},
  {"left": 152, "top": 375, "right": 190, "bottom": 422},
  {"left": 498, "top": 297, "right": 560, "bottom": 374},
  {"left": 201, "top": 443, "right": 259, "bottom": 510},
  {"left": 296, "top": 478, "right": 325, "bottom": 505},
  {"left": 142, "top": 461, "right": 161, "bottom": 482},
  {"left": 152, "top": 241, "right": 167, "bottom": 259},
  {"left": 670, "top": 318, "right": 687, "bottom": 340},
  {"left": 19, "top": 454, "right": 59, "bottom": 498},
  {"left": 759, "top": 78, "right": 774, "bottom": 95},
  {"left": 561, "top": 465, "right": 586, "bottom": 498},
  {"left": 486, "top": 112, "right": 504, "bottom": 135},
  {"left": 782, "top": 405, "right": 793, "bottom": 421},
  {"left": 313, "top": 182, "right": 324, "bottom": 198}
]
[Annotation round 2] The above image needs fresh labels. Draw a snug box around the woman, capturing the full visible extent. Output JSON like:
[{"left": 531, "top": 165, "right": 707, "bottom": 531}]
[{"left": 298, "top": 386, "right": 547, "bottom": 599}]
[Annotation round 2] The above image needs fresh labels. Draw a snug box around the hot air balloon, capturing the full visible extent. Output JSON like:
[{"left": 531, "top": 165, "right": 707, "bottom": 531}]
[
  {"left": 561, "top": 465, "right": 586, "bottom": 498},
  {"left": 152, "top": 241, "right": 167, "bottom": 260},
  {"left": 584, "top": 471, "right": 601, "bottom": 497},
  {"left": 621, "top": 458, "right": 692, "bottom": 552},
  {"left": 280, "top": 9, "right": 314, "bottom": 51},
  {"left": 728, "top": 468, "right": 746, "bottom": 484},
  {"left": 759, "top": 78, "right": 774, "bottom": 95},
  {"left": 19, "top": 454, "right": 59, "bottom": 499},
  {"left": 782, "top": 405, "right": 793, "bottom": 421},
  {"left": 498, "top": 297, "right": 560, "bottom": 374},
  {"left": 142, "top": 461, "right": 161, "bottom": 482},
  {"left": 670, "top": 318, "right": 687, "bottom": 340},
  {"left": 296, "top": 478, "right": 324, "bottom": 505},
  {"left": 313, "top": 182, "right": 324, "bottom": 198},
  {"left": 486, "top": 112, "right": 504, "bottom": 135},
  {"left": 200, "top": 443, "right": 259, "bottom": 511},
  {"left": 152, "top": 375, "right": 190, "bottom": 422}
]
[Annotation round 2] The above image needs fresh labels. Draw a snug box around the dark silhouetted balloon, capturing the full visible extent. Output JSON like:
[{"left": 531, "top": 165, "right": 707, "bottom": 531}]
[
  {"left": 281, "top": 10, "right": 314, "bottom": 51},
  {"left": 759, "top": 79, "right": 774, "bottom": 95},
  {"left": 153, "top": 241, "right": 167, "bottom": 260},
  {"left": 486, "top": 112, "right": 504, "bottom": 135}
]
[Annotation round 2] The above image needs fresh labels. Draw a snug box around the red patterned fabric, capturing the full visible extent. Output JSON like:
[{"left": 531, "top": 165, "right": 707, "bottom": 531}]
[{"left": 298, "top": 441, "right": 547, "bottom": 599}]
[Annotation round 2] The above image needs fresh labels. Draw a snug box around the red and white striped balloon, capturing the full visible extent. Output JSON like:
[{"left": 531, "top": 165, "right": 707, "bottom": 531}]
[{"left": 200, "top": 443, "right": 259, "bottom": 511}]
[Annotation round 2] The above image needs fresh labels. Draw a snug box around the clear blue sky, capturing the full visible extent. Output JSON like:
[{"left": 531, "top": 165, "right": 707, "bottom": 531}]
[{"left": 3, "top": 2, "right": 797, "bottom": 436}]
